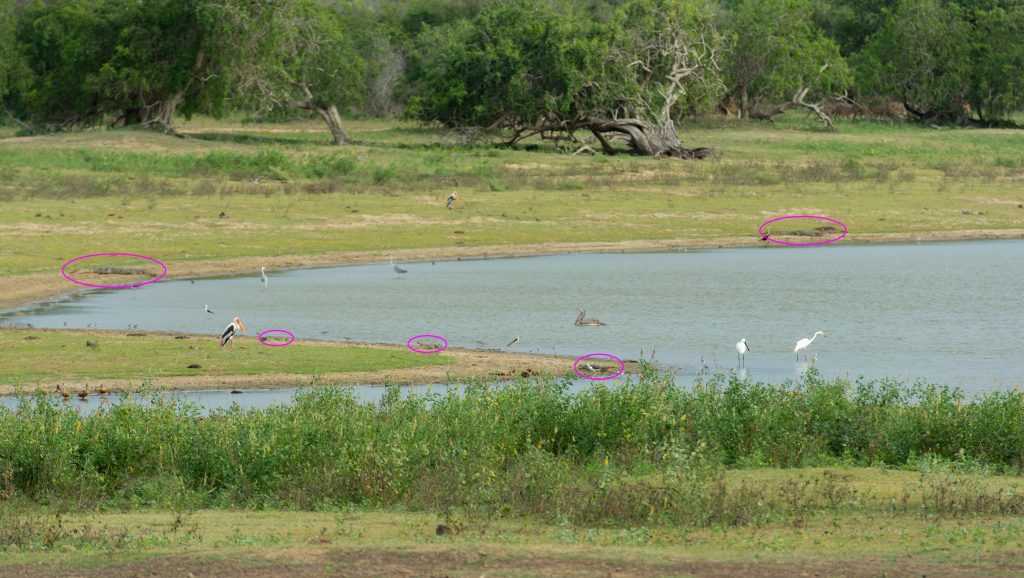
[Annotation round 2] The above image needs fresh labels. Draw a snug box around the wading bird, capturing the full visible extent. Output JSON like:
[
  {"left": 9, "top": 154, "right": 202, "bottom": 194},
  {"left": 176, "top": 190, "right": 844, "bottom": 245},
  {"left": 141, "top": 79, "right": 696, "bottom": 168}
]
[
  {"left": 506, "top": 335, "right": 520, "bottom": 348},
  {"left": 220, "top": 317, "right": 246, "bottom": 347},
  {"left": 205, "top": 304, "right": 214, "bottom": 315},
  {"left": 794, "top": 331, "right": 825, "bottom": 361},
  {"left": 446, "top": 191, "right": 457, "bottom": 210},
  {"left": 260, "top": 267, "right": 268, "bottom": 289},
  {"left": 389, "top": 257, "right": 408, "bottom": 274},
  {"left": 736, "top": 338, "right": 750, "bottom": 367},
  {"left": 574, "top": 309, "right": 607, "bottom": 326}
]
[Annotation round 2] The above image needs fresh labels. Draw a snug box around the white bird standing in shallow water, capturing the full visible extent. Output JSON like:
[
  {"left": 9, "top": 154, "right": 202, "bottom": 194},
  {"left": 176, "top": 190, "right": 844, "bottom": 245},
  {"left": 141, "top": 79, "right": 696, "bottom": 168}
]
[
  {"left": 205, "top": 304, "right": 214, "bottom": 315},
  {"left": 260, "top": 267, "right": 268, "bottom": 289},
  {"left": 220, "top": 317, "right": 245, "bottom": 347},
  {"left": 794, "top": 331, "right": 825, "bottom": 361},
  {"left": 446, "top": 191, "right": 457, "bottom": 210},
  {"left": 736, "top": 338, "right": 750, "bottom": 367},
  {"left": 389, "top": 256, "right": 408, "bottom": 274}
]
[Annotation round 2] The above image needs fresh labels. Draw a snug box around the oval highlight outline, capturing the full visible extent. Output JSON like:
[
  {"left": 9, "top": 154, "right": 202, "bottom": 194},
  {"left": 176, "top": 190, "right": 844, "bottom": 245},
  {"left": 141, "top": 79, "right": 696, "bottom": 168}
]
[
  {"left": 258, "top": 329, "right": 295, "bottom": 347},
  {"left": 406, "top": 334, "right": 448, "bottom": 354},
  {"left": 61, "top": 252, "right": 168, "bottom": 289},
  {"left": 573, "top": 353, "right": 626, "bottom": 381},
  {"left": 758, "top": 215, "right": 848, "bottom": 247}
]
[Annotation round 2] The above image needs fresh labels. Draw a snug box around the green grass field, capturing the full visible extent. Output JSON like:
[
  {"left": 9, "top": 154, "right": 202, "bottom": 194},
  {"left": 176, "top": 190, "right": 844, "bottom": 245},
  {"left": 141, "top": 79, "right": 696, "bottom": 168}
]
[
  {"left": 5, "top": 467, "right": 1024, "bottom": 576},
  {"left": 1, "top": 116, "right": 1021, "bottom": 283}
]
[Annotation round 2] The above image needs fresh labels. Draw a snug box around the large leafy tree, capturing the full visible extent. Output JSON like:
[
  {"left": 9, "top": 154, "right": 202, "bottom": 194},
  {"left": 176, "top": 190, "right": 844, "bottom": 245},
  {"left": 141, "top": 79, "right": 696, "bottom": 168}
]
[
  {"left": 408, "top": 0, "right": 724, "bottom": 158},
  {"left": 213, "top": 0, "right": 366, "bottom": 144},
  {"left": 966, "top": 5, "right": 1024, "bottom": 122},
  {"left": 0, "top": 0, "right": 16, "bottom": 106},
  {"left": 724, "top": 0, "right": 849, "bottom": 124},
  {"left": 10, "top": 0, "right": 227, "bottom": 132},
  {"left": 854, "top": 0, "right": 972, "bottom": 120}
]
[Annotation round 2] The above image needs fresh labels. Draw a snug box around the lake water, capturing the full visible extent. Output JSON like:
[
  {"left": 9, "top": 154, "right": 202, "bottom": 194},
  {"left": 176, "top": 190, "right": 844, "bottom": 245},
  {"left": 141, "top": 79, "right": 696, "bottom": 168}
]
[{"left": 3, "top": 240, "right": 1023, "bottom": 394}]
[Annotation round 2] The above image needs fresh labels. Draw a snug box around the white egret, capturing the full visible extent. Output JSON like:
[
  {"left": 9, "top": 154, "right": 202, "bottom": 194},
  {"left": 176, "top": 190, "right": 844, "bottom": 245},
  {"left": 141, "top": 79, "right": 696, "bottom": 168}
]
[
  {"left": 736, "top": 338, "right": 750, "bottom": 367},
  {"left": 220, "top": 317, "right": 246, "bottom": 347},
  {"left": 794, "top": 331, "right": 825, "bottom": 361},
  {"left": 260, "top": 267, "right": 268, "bottom": 289}
]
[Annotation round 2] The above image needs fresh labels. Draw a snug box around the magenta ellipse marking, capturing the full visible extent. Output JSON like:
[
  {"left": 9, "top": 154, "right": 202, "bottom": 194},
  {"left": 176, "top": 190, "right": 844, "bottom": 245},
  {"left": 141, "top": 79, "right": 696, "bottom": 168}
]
[
  {"left": 60, "top": 252, "right": 168, "bottom": 289},
  {"left": 573, "top": 353, "right": 626, "bottom": 381},
  {"left": 258, "top": 329, "right": 295, "bottom": 347},
  {"left": 758, "top": 215, "right": 848, "bottom": 247},
  {"left": 406, "top": 334, "right": 448, "bottom": 354}
]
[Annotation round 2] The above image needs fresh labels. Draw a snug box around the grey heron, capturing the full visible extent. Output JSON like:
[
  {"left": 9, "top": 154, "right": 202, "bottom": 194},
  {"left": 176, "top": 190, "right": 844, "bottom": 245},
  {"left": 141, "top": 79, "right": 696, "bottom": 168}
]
[
  {"left": 389, "top": 256, "right": 408, "bottom": 274},
  {"left": 506, "top": 335, "right": 519, "bottom": 348}
]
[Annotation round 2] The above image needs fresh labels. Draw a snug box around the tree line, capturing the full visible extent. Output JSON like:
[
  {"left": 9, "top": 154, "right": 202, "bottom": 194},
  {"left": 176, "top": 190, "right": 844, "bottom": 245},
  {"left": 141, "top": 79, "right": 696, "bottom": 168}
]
[{"left": 0, "top": 0, "right": 1021, "bottom": 155}]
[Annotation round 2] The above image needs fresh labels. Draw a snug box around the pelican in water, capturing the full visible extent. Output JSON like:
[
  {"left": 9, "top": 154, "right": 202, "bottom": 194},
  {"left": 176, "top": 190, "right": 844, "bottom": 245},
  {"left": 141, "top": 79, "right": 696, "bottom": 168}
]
[
  {"left": 794, "top": 331, "right": 825, "bottom": 362},
  {"left": 574, "top": 309, "right": 606, "bottom": 326},
  {"left": 260, "top": 267, "right": 268, "bottom": 289},
  {"left": 389, "top": 257, "right": 408, "bottom": 274},
  {"left": 446, "top": 191, "right": 457, "bottom": 210},
  {"left": 736, "top": 338, "right": 750, "bottom": 367},
  {"left": 220, "top": 317, "right": 246, "bottom": 347}
]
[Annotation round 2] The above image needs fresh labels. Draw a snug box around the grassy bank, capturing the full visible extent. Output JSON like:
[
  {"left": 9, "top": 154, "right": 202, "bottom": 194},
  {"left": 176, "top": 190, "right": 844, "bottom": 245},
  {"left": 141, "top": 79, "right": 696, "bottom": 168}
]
[
  {"left": 4, "top": 472, "right": 1024, "bottom": 576},
  {"left": 1, "top": 116, "right": 1022, "bottom": 308},
  {"left": 6, "top": 369, "right": 1024, "bottom": 574},
  {"left": 4, "top": 369, "right": 1024, "bottom": 514}
]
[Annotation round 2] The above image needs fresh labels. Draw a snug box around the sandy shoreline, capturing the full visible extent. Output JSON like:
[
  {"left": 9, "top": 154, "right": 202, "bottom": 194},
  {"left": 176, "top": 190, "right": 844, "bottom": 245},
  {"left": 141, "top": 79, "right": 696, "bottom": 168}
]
[
  {"left": 0, "top": 329, "right": 638, "bottom": 396},
  {"left": 2, "top": 230, "right": 1022, "bottom": 313}
]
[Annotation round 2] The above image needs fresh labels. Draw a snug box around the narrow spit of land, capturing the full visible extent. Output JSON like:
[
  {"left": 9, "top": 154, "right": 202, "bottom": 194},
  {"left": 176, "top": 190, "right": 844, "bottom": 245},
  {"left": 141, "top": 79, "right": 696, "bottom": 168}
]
[{"left": 0, "top": 328, "right": 604, "bottom": 395}]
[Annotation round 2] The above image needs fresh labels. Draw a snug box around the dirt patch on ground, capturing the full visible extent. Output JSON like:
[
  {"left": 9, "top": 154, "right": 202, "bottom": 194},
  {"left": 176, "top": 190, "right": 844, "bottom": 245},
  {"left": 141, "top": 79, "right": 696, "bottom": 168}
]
[
  {"left": 5, "top": 545, "right": 1019, "bottom": 577},
  {"left": 0, "top": 329, "right": 622, "bottom": 395},
  {"left": 2, "top": 232, "right": 1022, "bottom": 311}
]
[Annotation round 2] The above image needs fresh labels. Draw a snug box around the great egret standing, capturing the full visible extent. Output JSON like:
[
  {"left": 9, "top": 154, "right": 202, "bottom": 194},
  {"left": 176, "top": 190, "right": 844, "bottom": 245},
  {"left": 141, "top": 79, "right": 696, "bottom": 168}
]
[
  {"left": 736, "top": 338, "right": 750, "bottom": 367},
  {"left": 794, "top": 331, "right": 825, "bottom": 361},
  {"left": 260, "top": 267, "right": 268, "bottom": 289},
  {"left": 220, "top": 317, "right": 246, "bottom": 347}
]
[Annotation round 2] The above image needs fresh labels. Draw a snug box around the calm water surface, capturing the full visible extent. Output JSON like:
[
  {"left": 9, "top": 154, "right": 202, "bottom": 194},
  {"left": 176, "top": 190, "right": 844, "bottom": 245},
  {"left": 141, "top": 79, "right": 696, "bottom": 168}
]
[{"left": 4, "top": 240, "right": 1023, "bottom": 394}]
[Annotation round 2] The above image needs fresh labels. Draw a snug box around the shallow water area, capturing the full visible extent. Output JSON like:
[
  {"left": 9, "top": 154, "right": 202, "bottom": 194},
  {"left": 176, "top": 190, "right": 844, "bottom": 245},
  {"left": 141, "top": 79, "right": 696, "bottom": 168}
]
[{"left": 4, "top": 240, "right": 1023, "bottom": 393}]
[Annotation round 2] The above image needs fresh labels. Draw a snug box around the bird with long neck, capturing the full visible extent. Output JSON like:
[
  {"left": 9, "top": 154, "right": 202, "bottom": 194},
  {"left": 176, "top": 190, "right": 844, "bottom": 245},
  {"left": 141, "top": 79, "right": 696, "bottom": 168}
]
[
  {"left": 220, "top": 317, "right": 246, "bottom": 347},
  {"left": 794, "top": 331, "right": 825, "bottom": 361}
]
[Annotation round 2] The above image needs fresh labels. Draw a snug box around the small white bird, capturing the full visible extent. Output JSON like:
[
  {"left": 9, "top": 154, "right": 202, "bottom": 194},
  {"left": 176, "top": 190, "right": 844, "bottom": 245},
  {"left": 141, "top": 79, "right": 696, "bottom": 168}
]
[
  {"left": 506, "top": 335, "right": 520, "bottom": 348},
  {"left": 446, "top": 191, "right": 457, "bottom": 210},
  {"left": 794, "top": 331, "right": 825, "bottom": 362},
  {"left": 260, "top": 267, "right": 268, "bottom": 289},
  {"left": 389, "top": 256, "right": 408, "bottom": 274},
  {"left": 220, "top": 317, "right": 246, "bottom": 347},
  {"left": 205, "top": 304, "right": 214, "bottom": 315},
  {"left": 736, "top": 338, "right": 750, "bottom": 367}
]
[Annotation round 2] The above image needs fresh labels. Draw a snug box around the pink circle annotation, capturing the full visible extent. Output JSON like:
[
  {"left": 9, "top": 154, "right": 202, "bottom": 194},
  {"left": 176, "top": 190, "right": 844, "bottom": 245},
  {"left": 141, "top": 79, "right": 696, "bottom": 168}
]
[
  {"left": 61, "top": 252, "right": 168, "bottom": 289},
  {"left": 758, "top": 215, "right": 848, "bottom": 247},
  {"left": 406, "top": 334, "right": 448, "bottom": 354},
  {"left": 258, "top": 329, "right": 295, "bottom": 347},
  {"left": 573, "top": 353, "right": 626, "bottom": 381}
]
